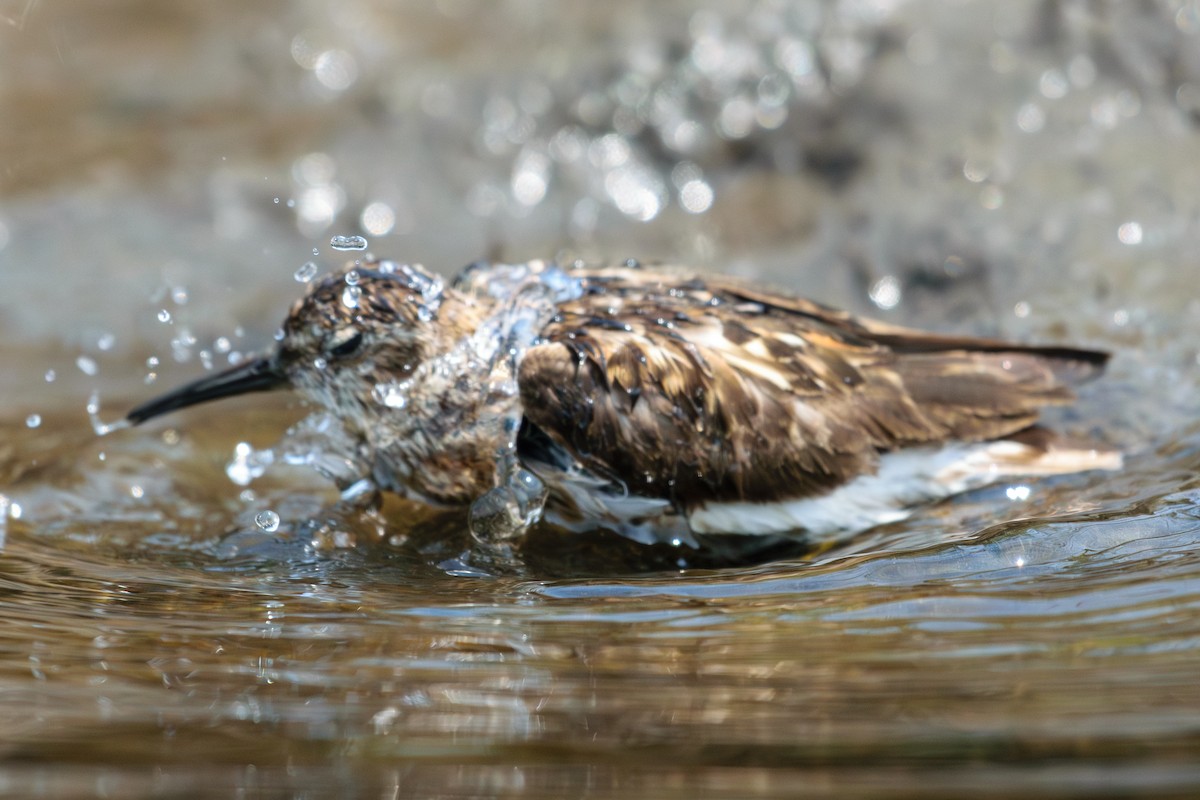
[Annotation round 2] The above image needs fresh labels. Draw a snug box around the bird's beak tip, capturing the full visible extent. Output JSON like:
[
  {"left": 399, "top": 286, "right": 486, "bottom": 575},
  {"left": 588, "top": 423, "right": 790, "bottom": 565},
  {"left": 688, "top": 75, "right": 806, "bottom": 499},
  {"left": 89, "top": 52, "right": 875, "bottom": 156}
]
[{"left": 126, "top": 355, "right": 286, "bottom": 425}]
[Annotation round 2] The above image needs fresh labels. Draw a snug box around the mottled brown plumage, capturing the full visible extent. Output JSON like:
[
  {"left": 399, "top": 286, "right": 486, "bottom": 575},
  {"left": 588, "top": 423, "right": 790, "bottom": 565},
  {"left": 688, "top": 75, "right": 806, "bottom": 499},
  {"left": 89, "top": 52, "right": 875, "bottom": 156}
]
[
  {"left": 517, "top": 266, "right": 1105, "bottom": 509},
  {"left": 127, "top": 258, "right": 1115, "bottom": 544}
]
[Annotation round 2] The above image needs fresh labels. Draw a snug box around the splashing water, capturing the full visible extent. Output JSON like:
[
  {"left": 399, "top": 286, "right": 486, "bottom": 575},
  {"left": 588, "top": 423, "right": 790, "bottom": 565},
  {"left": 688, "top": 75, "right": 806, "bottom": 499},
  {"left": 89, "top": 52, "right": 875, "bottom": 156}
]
[
  {"left": 86, "top": 391, "right": 130, "bottom": 436},
  {"left": 294, "top": 261, "right": 320, "bottom": 282},
  {"left": 226, "top": 441, "right": 275, "bottom": 486},
  {"left": 330, "top": 234, "right": 368, "bottom": 251}
]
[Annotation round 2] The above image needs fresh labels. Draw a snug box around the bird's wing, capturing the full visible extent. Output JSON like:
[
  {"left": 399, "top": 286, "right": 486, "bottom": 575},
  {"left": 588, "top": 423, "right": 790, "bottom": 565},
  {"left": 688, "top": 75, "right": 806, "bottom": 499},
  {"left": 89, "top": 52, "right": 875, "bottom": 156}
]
[{"left": 516, "top": 268, "right": 1106, "bottom": 507}]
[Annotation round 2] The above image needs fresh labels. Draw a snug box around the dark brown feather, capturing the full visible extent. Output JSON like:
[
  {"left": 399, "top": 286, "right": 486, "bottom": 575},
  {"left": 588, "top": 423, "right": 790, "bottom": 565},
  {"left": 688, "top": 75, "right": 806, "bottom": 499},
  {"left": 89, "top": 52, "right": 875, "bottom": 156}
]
[{"left": 518, "top": 267, "right": 1107, "bottom": 509}]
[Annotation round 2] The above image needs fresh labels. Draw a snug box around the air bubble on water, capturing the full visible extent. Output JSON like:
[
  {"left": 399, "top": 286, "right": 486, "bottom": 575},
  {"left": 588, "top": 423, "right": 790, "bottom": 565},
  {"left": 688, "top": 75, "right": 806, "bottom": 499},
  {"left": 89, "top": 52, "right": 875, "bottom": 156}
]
[
  {"left": 255, "top": 510, "right": 281, "bottom": 532},
  {"left": 330, "top": 234, "right": 368, "bottom": 251},
  {"left": 342, "top": 285, "right": 362, "bottom": 308},
  {"left": 25, "top": 414, "right": 41, "bottom": 429},
  {"left": 76, "top": 356, "right": 98, "bottom": 376},
  {"left": 295, "top": 261, "right": 320, "bottom": 283}
]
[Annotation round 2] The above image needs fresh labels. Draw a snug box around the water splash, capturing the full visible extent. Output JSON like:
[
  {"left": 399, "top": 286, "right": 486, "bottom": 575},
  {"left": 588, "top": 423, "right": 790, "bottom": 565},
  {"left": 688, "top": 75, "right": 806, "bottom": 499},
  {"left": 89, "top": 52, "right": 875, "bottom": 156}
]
[
  {"left": 469, "top": 467, "right": 548, "bottom": 544},
  {"left": 294, "top": 261, "right": 320, "bottom": 282},
  {"left": 87, "top": 391, "right": 130, "bottom": 436},
  {"left": 226, "top": 441, "right": 274, "bottom": 486},
  {"left": 330, "top": 234, "right": 368, "bottom": 251}
]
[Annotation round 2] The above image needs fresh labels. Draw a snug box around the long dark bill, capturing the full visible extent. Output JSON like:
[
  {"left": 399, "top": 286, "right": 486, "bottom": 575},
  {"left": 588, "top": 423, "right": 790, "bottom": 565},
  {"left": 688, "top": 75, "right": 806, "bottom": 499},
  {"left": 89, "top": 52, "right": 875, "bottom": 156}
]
[{"left": 126, "top": 356, "right": 287, "bottom": 425}]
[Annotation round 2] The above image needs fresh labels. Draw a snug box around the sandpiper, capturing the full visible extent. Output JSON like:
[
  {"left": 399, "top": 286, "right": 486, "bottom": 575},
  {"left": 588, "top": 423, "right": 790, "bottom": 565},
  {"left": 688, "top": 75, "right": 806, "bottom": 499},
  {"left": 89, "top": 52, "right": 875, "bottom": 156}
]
[{"left": 128, "top": 258, "right": 1120, "bottom": 546}]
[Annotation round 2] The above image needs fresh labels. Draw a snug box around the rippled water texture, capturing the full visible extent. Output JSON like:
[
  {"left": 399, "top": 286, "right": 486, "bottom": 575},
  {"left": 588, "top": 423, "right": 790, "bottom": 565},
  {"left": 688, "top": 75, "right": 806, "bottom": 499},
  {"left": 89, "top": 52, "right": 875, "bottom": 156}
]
[{"left": 2, "top": 2, "right": 1200, "bottom": 797}]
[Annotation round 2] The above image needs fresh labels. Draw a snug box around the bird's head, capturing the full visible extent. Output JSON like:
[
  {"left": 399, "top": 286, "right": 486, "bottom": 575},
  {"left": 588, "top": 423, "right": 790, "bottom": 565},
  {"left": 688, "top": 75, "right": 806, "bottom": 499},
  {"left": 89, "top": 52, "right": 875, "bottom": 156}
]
[{"left": 126, "top": 261, "right": 447, "bottom": 427}]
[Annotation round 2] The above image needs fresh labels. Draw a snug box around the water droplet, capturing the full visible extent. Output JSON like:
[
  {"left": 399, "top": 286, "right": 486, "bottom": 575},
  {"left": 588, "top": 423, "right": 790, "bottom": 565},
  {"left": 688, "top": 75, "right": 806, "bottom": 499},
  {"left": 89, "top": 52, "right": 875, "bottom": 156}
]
[
  {"left": 312, "top": 248, "right": 320, "bottom": 256},
  {"left": 344, "top": 269, "right": 360, "bottom": 286},
  {"left": 360, "top": 201, "right": 396, "bottom": 235},
  {"left": 25, "top": 414, "right": 41, "bottom": 429},
  {"left": 1006, "top": 485, "right": 1031, "bottom": 501},
  {"left": 254, "top": 510, "right": 281, "bottom": 532},
  {"left": 679, "top": 179, "right": 713, "bottom": 213},
  {"left": 294, "top": 261, "right": 319, "bottom": 282},
  {"left": 157, "top": 309, "right": 172, "bottom": 323},
  {"left": 342, "top": 285, "right": 361, "bottom": 308},
  {"left": 1117, "top": 221, "right": 1143, "bottom": 245},
  {"left": 1016, "top": 103, "right": 1045, "bottom": 133},
  {"left": 372, "top": 382, "right": 408, "bottom": 409},
  {"left": 96, "top": 332, "right": 115, "bottom": 351},
  {"left": 869, "top": 276, "right": 902, "bottom": 310},
  {"left": 330, "top": 234, "right": 368, "bottom": 251},
  {"left": 226, "top": 441, "right": 274, "bottom": 486},
  {"left": 76, "top": 356, "right": 98, "bottom": 376},
  {"left": 44, "top": 369, "right": 56, "bottom": 383}
]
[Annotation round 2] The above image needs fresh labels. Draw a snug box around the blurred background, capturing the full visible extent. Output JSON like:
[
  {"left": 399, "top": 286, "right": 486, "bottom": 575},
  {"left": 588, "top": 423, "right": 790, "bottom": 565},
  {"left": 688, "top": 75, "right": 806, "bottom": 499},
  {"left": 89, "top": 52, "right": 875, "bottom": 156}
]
[
  {"left": 2, "top": 0, "right": 1197, "bottom": 416},
  {"left": 2, "top": 1, "right": 1200, "bottom": 797}
]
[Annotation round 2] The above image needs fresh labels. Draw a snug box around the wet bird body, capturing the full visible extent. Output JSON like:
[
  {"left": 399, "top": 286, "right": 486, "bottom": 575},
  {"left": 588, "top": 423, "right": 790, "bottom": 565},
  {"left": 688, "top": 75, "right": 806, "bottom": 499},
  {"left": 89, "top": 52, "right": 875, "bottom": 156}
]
[{"left": 128, "top": 259, "right": 1118, "bottom": 545}]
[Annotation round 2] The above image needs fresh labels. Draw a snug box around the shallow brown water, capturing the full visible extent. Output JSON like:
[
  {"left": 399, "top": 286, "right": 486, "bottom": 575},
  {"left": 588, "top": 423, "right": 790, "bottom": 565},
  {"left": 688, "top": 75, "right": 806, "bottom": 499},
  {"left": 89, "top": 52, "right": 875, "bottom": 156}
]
[{"left": 3, "top": 2, "right": 1200, "bottom": 798}]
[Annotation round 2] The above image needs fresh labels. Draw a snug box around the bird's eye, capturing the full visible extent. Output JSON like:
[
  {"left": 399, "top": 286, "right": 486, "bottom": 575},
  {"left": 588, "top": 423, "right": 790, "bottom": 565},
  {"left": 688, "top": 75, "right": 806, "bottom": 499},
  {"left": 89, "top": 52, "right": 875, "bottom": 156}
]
[{"left": 329, "top": 330, "right": 363, "bottom": 358}]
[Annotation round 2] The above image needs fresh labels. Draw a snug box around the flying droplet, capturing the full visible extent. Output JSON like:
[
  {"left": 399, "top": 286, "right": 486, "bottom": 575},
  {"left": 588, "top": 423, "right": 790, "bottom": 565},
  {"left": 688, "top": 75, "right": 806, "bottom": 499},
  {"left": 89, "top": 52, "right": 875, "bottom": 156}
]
[
  {"left": 342, "top": 285, "right": 361, "bottom": 308},
  {"left": 25, "top": 414, "right": 41, "bottom": 429},
  {"left": 254, "top": 510, "right": 281, "bottom": 532},
  {"left": 294, "top": 261, "right": 319, "bottom": 282},
  {"left": 372, "top": 382, "right": 408, "bottom": 409},
  {"left": 76, "top": 356, "right": 98, "bottom": 376},
  {"left": 330, "top": 234, "right": 368, "bottom": 251}
]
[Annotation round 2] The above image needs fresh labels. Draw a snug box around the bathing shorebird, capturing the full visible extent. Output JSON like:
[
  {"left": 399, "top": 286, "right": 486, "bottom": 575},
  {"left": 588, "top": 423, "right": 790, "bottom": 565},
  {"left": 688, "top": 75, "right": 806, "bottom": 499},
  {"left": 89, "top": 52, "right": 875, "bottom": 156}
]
[{"left": 128, "top": 259, "right": 1119, "bottom": 547}]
